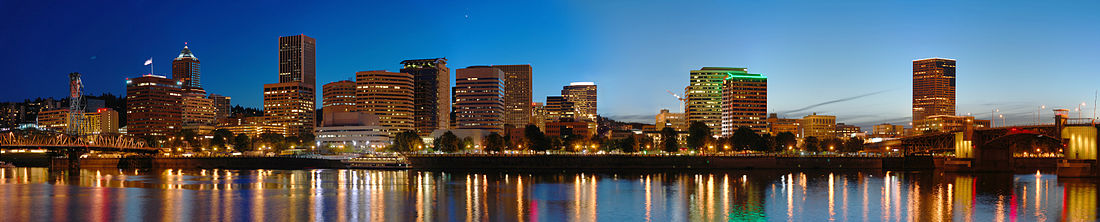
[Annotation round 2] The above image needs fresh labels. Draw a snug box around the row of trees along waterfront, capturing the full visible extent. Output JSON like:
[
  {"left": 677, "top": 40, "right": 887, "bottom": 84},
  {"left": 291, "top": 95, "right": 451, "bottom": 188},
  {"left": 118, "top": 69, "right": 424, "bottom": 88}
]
[{"left": 387, "top": 121, "right": 864, "bottom": 154}]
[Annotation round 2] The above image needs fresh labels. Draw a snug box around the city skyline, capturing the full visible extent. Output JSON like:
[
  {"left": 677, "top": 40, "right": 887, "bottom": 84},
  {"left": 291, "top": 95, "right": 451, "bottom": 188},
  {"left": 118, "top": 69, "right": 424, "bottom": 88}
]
[{"left": 3, "top": 1, "right": 1100, "bottom": 128}]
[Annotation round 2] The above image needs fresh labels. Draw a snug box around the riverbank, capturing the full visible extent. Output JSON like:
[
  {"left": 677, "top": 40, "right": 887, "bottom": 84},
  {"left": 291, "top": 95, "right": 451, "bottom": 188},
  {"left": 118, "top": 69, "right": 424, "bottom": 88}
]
[{"left": 3, "top": 153, "right": 1062, "bottom": 172}]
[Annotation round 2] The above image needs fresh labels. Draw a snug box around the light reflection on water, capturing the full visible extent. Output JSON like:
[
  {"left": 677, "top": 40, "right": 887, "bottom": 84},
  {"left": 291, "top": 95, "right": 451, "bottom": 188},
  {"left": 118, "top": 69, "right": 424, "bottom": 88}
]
[{"left": 0, "top": 168, "right": 1096, "bottom": 221}]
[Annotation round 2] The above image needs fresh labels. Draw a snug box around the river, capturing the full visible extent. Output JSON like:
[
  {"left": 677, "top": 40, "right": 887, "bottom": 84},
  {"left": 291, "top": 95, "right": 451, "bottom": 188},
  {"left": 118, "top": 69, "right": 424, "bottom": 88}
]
[{"left": 0, "top": 168, "right": 1096, "bottom": 221}]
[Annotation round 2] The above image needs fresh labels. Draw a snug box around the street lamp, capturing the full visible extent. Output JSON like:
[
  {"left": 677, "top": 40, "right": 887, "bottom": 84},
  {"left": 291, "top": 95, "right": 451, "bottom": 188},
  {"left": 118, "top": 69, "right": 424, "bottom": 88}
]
[{"left": 999, "top": 114, "right": 1005, "bottom": 126}]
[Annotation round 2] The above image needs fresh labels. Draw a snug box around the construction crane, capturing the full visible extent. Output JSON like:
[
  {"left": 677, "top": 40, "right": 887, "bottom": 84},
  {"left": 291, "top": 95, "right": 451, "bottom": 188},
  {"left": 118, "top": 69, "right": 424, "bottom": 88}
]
[
  {"left": 66, "top": 72, "right": 84, "bottom": 136},
  {"left": 666, "top": 90, "right": 686, "bottom": 113}
]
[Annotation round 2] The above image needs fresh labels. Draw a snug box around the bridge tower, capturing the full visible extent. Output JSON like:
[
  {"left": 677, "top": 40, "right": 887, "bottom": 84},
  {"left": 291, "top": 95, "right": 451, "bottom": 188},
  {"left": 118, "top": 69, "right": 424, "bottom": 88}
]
[
  {"left": 66, "top": 72, "right": 84, "bottom": 136},
  {"left": 64, "top": 72, "right": 87, "bottom": 175}
]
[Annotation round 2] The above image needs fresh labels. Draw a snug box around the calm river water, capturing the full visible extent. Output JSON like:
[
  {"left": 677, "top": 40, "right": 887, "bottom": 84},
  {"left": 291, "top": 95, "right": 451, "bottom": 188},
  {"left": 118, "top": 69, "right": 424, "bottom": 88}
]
[{"left": 0, "top": 168, "right": 1097, "bottom": 221}]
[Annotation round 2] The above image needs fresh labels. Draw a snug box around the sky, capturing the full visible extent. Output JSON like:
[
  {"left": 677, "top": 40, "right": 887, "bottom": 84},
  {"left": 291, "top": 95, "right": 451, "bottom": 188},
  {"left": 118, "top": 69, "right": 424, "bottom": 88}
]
[{"left": 2, "top": 0, "right": 1099, "bottom": 129}]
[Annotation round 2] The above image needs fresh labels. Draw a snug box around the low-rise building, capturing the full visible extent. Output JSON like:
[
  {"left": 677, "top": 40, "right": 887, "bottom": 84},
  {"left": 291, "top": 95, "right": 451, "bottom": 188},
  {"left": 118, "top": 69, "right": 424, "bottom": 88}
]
[
  {"left": 913, "top": 115, "right": 989, "bottom": 134},
  {"left": 315, "top": 111, "right": 389, "bottom": 152},
  {"left": 799, "top": 113, "right": 836, "bottom": 139},
  {"left": 766, "top": 113, "right": 800, "bottom": 136},
  {"left": 872, "top": 124, "right": 906, "bottom": 137},
  {"left": 655, "top": 109, "right": 687, "bottom": 132},
  {"left": 218, "top": 116, "right": 285, "bottom": 138},
  {"left": 835, "top": 123, "right": 862, "bottom": 138},
  {"left": 545, "top": 120, "right": 594, "bottom": 138}
]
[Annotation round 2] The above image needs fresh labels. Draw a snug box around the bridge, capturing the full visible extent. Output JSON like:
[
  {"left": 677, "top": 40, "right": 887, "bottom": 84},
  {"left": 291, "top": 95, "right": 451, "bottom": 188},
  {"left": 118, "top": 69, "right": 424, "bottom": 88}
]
[
  {"left": 900, "top": 114, "right": 1097, "bottom": 177},
  {"left": 0, "top": 132, "right": 158, "bottom": 153},
  {"left": 0, "top": 131, "right": 160, "bottom": 174}
]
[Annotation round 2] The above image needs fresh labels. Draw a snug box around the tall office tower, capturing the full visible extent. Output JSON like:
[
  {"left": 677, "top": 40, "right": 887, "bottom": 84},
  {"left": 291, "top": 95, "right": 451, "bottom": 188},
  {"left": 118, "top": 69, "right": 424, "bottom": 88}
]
[
  {"left": 126, "top": 75, "right": 183, "bottom": 137},
  {"left": 264, "top": 34, "right": 317, "bottom": 136},
  {"left": 263, "top": 82, "right": 315, "bottom": 136},
  {"left": 401, "top": 58, "right": 450, "bottom": 136},
  {"left": 912, "top": 58, "right": 956, "bottom": 122},
  {"left": 172, "top": 45, "right": 201, "bottom": 88},
  {"left": 454, "top": 66, "right": 505, "bottom": 133},
  {"left": 278, "top": 34, "right": 317, "bottom": 86},
  {"left": 561, "top": 82, "right": 597, "bottom": 122},
  {"left": 180, "top": 87, "right": 216, "bottom": 134},
  {"left": 531, "top": 102, "right": 547, "bottom": 130},
  {"left": 355, "top": 71, "right": 415, "bottom": 134},
  {"left": 687, "top": 67, "right": 732, "bottom": 136},
  {"left": 208, "top": 94, "right": 231, "bottom": 122},
  {"left": 719, "top": 68, "right": 767, "bottom": 136},
  {"left": 545, "top": 96, "right": 575, "bottom": 123},
  {"left": 322, "top": 80, "right": 357, "bottom": 114},
  {"left": 492, "top": 65, "right": 532, "bottom": 129}
]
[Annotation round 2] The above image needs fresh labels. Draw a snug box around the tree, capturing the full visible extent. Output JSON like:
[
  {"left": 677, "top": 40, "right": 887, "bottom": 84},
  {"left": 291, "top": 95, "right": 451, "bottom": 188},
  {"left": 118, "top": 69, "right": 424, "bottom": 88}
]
[
  {"left": 390, "top": 130, "right": 424, "bottom": 152},
  {"left": 178, "top": 129, "right": 200, "bottom": 151},
  {"left": 755, "top": 134, "right": 774, "bottom": 152},
  {"left": 844, "top": 137, "right": 865, "bottom": 153},
  {"left": 461, "top": 137, "right": 475, "bottom": 151},
  {"left": 298, "top": 132, "right": 316, "bottom": 147},
  {"left": 802, "top": 136, "right": 820, "bottom": 152},
  {"left": 775, "top": 132, "right": 797, "bottom": 152},
  {"left": 258, "top": 133, "right": 284, "bottom": 151},
  {"left": 211, "top": 129, "right": 234, "bottom": 149},
  {"left": 233, "top": 134, "right": 252, "bottom": 151},
  {"left": 483, "top": 133, "right": 505, "bottom": 153},
  {"left": 619, "top": 137, "right": 638, "bottom": 153},
  {"left": 141, "top": 135, "right": 163, "bottom": 148},
  {"left": 821, "top": 138, "right": 843, "bottom": 152},
  {"left": 686, "top": 121, "right": 710, "bottom": 151},
  {"left": 660, "top": 127, "right": 679, "bottom": 153},
  {"left": 524, "top": 125, "right": 550, "bottom": 151},
  {"left": 637, "top": 135, "right": 654, "bottom": 151},
  {"left": 730, "top": 127, "right": 760, "bottom": 151},
  {"left": 434, "top": 131, "right": 461, "bottom": 153}
]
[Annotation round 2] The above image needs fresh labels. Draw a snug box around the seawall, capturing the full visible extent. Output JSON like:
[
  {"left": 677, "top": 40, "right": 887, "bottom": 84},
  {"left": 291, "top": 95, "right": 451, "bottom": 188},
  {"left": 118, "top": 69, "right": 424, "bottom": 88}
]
[
  {"left": 49, "top": 157, "right": 344, "bottom": 169},
  {"left": 404, "top": 154, "right": 939, "bottom": 170}
]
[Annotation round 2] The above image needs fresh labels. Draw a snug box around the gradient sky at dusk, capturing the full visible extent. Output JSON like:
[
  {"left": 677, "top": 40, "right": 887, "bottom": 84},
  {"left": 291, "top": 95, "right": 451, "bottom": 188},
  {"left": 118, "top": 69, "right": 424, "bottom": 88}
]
[{"left": 2, "top": 0, "right": 1099, "bottom": 128}]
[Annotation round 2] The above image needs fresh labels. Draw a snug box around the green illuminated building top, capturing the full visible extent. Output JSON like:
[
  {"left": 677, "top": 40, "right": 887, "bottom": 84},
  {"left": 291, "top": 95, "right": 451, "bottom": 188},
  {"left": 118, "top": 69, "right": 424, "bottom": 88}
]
[{"left": 685, "top": 67, "right": 767, "bottom": 136}]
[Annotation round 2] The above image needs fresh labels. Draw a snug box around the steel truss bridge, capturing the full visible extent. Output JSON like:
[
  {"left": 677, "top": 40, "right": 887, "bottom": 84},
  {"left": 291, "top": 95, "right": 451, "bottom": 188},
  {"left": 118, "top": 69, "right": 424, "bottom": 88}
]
[{"left": 0, "top": 132, "right": 159, "bottom": 154}]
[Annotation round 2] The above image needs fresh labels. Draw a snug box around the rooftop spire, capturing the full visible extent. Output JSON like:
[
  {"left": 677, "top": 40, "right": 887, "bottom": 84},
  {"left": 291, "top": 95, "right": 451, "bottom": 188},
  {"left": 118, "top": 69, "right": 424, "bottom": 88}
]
[{"left": 175, "top": 45, "right": 197, "bottom": 60}]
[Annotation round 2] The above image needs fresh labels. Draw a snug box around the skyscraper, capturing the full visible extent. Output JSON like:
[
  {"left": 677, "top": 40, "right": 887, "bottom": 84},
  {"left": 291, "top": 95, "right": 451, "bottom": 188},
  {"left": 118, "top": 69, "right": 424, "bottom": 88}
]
[
  {"left": 355, "top": 71, "right": 415, "bottom": 134},
  {"left": 208, "top": 94, "right": 231, "bottom": 122},
  {"left": 263, "top": 82, "right": 315, "bottom": 136},
  {"left": 719, "top": 68, "right": 767, "bottom": 136},
  {"left": 180, "top": 87, "right": 215, "bottom": 134},
  {"left": 454, "top": 66, "right": 505, "bottom": 133},
  {"left": 126, "top": 75, "right": 183, "bottom": 137},
  {"left": 686, "top": 67, "right": 729, "bottom": 135},
  {"left": 492, "top": 64, "right": 532, "bottom": 129},
  {"left": 322, "top": 80, "right": 357, "bottom": 114},
  {"left": 545, "top": 95, "right": 575, "bottom": 123},
  {"left": 561, "top": 82, "right": 597, "bottom": 122},
  {"left": 531, "top": 102, "right": 547, "bottom": 130},
  {"left": 912, "top": 58, "right": 956, "bottom": 122},
  {"left": 401, "top": 58, "right": 450, "bottom": 136},
  {"left": 278, "top": 35, "right": 317, "bottom": 86},
  {"left": 172, "top": 45, "right": 201, "bottom": 88},
  {"left": 265, "top": 34, "right": 317, "bottom": 136}
]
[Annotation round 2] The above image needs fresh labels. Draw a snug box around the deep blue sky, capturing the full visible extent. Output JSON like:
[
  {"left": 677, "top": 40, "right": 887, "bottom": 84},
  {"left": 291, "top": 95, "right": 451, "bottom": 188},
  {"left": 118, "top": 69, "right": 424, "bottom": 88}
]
[{"left": 2, "top": 0, "right": 1099, "bottom": 128}]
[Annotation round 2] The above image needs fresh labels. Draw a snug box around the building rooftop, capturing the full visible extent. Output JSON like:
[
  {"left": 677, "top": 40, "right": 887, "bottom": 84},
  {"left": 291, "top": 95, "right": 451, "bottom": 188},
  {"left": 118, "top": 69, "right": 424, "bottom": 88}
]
[{"left": 175, "top": 46, "right": 197, "bottom": 60}]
